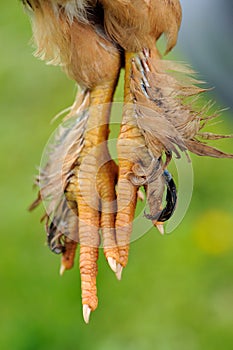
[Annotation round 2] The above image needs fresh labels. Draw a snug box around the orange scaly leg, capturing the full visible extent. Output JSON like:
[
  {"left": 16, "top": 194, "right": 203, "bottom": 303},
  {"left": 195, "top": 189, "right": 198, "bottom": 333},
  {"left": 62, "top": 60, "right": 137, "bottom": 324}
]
[
  {"left": 73, "top": 81, "right": 119, "bottom": 323},
  {"left": 115, "top": 52, "right": 151, "bottom": 277}
]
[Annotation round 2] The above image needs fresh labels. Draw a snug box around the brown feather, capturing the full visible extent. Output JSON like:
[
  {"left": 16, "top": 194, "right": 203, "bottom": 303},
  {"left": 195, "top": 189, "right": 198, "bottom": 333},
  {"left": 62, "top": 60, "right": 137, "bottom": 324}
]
[
  {"left": 27, "top": 0, "right": 121, "bottom": 87},
  {"left": 30, "top": 91, "right": 90, "bottom": 251},
  {"left": 185, "top": 140, "right": 233, "bottom": 159},
  {"left": 127, "top": 49, "right": 233, "bottom": 222},
  {"left": 100, "top": 0, "right": 182, "bottom": 52},
  {"left": 130, "top": 49, "right": 233, "bottom": 160}
]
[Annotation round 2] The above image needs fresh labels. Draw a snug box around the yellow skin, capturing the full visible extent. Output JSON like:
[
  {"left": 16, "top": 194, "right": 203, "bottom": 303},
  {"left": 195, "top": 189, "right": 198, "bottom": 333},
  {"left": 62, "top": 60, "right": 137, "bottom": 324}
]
[
  {"left": 74, "top": 81, "right": 119, "bottom": 311},
  {"left": 24, "top": 0, "right": 232, "bottom": 323}
]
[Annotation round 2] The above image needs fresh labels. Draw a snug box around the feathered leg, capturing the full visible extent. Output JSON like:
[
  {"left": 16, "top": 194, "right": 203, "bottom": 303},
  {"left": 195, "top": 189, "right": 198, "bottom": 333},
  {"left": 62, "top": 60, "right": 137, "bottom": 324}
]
[
  {"left": 32, "top": 80, "right": 120, "bottom": 323},
  {"left": 73, "top": 81, "right": 119, "bottom": 322},
  {"left": 116, "top": 47, "right": 233, "bottom": 277},
  {"left": 115, "top": 52, "right": 159, "bottom": 277},
  {"left": 115, "top": 53, "right": 138, "bottom": 276}
]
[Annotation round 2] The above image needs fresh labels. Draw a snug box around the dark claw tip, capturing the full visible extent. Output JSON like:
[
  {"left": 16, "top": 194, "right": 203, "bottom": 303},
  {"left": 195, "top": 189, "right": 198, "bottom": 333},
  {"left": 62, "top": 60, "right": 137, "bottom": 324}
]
[{"left": 144, "top": 169, "right": 177, "bottom": 223}]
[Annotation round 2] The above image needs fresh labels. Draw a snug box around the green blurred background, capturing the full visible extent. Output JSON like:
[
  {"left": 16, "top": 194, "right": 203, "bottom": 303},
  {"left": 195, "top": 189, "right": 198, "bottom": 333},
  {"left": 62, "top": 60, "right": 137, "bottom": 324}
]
[{"left": 0, "top": 2, "right": 233, "bottom": 350}]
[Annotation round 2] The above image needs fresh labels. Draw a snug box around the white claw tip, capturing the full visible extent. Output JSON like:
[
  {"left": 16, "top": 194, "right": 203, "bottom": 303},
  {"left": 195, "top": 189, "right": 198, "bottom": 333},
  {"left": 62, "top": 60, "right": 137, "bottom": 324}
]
[
  {"left": 59, "top": 263, "right": 66, "bottom": 276},
  {"left": 156, "top": 224, "right": 165, "bottom": 235},
  {"left": 137, "top": 189, "right": 145, "bottom": 201},
  {"left": 107, "top": 257, "right": 117, "bottom": 273},
  {"left": 115, "top": 264, "right": 123, "bottom": 281},
  {"left": 83, "top": 304, "right": 91, "bottom": 324}
]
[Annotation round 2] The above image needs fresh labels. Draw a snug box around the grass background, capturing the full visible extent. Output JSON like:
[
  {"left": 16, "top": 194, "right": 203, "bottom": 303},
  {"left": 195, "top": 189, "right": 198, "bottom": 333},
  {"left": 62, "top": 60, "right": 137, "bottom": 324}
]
[{"left": 0, "top": 2, "right": 233, "bottom": 350}]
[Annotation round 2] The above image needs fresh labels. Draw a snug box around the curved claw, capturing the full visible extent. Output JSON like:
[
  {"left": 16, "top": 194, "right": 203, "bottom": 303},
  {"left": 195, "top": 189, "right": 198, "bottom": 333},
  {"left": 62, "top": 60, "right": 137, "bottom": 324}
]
[
  {"left": 156, "top": 223, "right": 165, "bottom": 235},
  {"left": 107, "top": 257, "right": 117, "bottom": 273},
  {"left": 137, "top": 189, "right": 145, "bottom": 201},
  {"left": 83, "top": 304, "right": 91, "bottom": 324},
  {"left": 158, "top": 170, "right": 177, "bottom": 222},
  {"left": 59, "top": 262, "right": 66, "bottom": 276},
  {"left": 145, "top": 169, "right": 177, "bottom": 223},
  {"left": 115, "top": 264, "right": 123, "bottom": 281}
]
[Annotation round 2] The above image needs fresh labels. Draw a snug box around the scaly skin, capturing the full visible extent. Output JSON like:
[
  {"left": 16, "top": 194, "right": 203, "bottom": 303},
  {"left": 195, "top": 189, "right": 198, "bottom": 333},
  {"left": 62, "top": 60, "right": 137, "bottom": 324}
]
[
  {"left": 60, "top": 237, "right": 78, "bottom": 275},
  {"left": 74, "top": 81, "right": 119, "bottom": 315},
  {"left": 116, "top": 51, "right": 167, "bottom": 273},
  {"left": 24, "top": 0, "right": 232, "bottom": 324},
  {"left": 116, "top": 53, "right": 152, "bottom": 271}
]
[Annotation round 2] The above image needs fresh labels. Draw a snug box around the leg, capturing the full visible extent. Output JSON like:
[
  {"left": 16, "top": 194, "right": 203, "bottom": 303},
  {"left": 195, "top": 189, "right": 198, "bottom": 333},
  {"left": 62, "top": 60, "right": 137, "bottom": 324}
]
[
  {"left": 115, "top": 53, "right": 152, "bottom": 276},
  {"left": 116, "top": 51, "right": 170, "bottom": 276},
  {"left": 74, "top": 80, "right": 119, "bottom": 322}
]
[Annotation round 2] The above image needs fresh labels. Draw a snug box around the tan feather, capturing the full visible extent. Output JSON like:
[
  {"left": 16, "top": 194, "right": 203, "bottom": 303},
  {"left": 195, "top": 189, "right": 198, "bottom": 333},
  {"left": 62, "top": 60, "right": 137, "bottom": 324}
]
[
  {"left": 100, "top": 0, "right": 181, "bottom": 52},
  {"left": 130, "top": 49, "right": 233, "bottom": 160},
  {"left": 26, "top": 0, "right": 121, "bottom": 87},
  {"left": 126, "top": 49, "right": 232, "bottom": 222},
  {"left": 30, "top": 91, "right": 90, "bottom": 252}
]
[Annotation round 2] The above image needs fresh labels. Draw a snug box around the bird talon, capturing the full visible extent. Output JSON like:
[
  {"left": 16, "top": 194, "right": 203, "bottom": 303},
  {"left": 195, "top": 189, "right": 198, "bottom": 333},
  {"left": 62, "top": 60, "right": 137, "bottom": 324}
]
[
  {"left": 156, "top": 223, "right": 165, "bottom": 235},
  {"left": 137, "top": 189, "right": 145, "bottom": 201},
  {"left": 59, "top": 262, "right": 66, "bottom": 276},
  {"left": 107, "top": 257, "right": 117, "bottom": 273},
  {"left": 115, "top": 264, "right": 123, "bottom": 281},
  {"left": 83, "top": 304, "right": 92, "bottom": 324},
  {"left": 24, "top": 0, "right": 233, "bottom": 324}
]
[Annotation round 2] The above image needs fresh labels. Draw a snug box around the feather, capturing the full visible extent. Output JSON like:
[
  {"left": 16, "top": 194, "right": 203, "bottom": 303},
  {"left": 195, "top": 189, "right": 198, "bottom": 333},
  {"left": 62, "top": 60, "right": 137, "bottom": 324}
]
[
  {"left": 30, "top": 91, "right": 89, "bottom": 252},
  {"left": 131, "top": 49, "right": 233, "bottom": 160},
  {"left": 100, "top": 0, "right": 182, "bottom": 52},
  {"left": 26, "top": 0, "right": 120, "bottom": 88},
  {"left": 185, "top": 140, "right": 233, "bottom": 159},
  {"left": 197, "top": 132, "right": 233, "bottom": 141},
  {"left": 127, "top": 48, "right": 233, "bottom": 222}
]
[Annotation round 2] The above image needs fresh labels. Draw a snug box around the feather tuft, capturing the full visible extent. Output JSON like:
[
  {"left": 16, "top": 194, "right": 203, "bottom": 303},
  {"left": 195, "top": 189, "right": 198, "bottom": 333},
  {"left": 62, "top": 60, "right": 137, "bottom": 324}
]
[
  {"left": 127, "top": 48, "right": 233, "bottom": 223},
  {"left": 130, "top": 49, "right": 233, "bottom": 160},
  {"left": 30, "top": 91, "right": 90, "bottom": 252}
]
